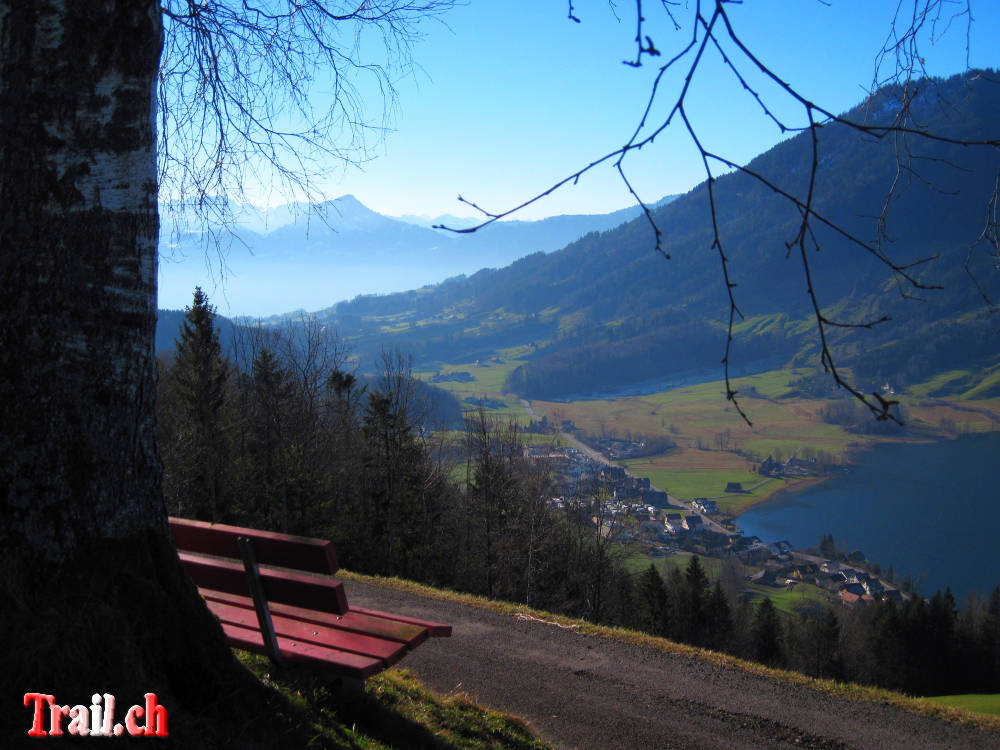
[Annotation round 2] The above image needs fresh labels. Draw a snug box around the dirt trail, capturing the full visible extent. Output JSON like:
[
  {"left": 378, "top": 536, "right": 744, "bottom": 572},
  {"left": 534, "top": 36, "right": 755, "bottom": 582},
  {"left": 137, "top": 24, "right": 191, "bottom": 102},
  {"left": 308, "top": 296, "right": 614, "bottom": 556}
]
[{"left": 344, "top": 578, "right": 1000, "bottom": 750}]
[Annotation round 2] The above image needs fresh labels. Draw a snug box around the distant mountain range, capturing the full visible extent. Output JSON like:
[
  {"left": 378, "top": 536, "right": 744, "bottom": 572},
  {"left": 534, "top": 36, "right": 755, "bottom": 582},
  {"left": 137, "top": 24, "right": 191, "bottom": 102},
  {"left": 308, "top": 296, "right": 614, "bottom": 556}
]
[
  {"left": 157, "top": 194, "right": 677, "bottom": 317},
  {"left": 158, "top": 71, "right": 1000, "bottom": 402}
]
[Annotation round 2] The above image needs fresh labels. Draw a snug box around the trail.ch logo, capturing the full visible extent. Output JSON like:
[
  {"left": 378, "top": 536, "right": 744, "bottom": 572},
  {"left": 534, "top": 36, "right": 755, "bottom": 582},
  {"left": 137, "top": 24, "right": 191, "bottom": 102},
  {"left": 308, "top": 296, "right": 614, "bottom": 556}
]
[{"left": 24, "top": 693, "right": 167, "bottom": 737}]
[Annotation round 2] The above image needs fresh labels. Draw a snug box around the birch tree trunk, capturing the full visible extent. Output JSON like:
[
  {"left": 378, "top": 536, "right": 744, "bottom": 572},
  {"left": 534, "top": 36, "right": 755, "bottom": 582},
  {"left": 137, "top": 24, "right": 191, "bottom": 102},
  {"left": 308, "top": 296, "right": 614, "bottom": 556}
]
[{"left": 0, "top": 3, "right": 252, "bottom": 740}]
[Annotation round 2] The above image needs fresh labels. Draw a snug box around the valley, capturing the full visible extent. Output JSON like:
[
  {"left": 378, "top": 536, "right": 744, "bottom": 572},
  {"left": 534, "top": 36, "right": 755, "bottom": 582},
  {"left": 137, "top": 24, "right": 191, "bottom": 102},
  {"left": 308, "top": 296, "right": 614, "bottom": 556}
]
[{"left": 417, "top": 350, "right": 1000, "bottom": 511}]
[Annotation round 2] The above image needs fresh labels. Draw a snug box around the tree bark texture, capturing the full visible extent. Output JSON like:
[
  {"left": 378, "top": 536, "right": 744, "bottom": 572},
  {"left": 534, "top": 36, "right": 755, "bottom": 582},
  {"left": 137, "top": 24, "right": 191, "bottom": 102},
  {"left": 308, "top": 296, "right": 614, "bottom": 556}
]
[
  {"left": 0, "top": 0, "right": 164, "bottom": 557},
  {"left": 0, "top": 5, "right": 280, "bottom": 743}
]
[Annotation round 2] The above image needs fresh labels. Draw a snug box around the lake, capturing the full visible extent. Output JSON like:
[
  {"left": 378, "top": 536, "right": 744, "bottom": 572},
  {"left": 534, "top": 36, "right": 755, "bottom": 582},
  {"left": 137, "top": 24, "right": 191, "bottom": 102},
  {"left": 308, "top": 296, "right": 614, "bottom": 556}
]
[{"left": 737, "top": 432, "right": 1000, "bottom": 602}]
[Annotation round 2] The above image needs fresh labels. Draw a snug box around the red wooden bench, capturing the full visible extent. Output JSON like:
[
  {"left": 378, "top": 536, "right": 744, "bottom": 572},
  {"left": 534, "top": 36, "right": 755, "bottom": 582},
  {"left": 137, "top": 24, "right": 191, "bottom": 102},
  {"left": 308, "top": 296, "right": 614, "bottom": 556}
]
[{"left": 169, "top": 516, "right": 451, "bottom": 681}]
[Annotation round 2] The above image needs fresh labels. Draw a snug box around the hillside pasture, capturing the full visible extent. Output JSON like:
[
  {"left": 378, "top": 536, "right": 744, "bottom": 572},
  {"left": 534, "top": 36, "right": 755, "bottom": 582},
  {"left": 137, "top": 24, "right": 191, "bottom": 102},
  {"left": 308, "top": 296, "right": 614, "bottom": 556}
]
[{"left": 417, "top": 356, "right": 529, "bottom": 419}]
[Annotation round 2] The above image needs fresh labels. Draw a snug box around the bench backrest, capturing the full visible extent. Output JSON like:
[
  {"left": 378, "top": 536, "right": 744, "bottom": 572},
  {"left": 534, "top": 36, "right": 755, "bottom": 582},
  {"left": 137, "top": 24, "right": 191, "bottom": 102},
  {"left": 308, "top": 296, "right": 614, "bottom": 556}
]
[{"left": 169, "top": 516, "right": 339, "bottom": 575}]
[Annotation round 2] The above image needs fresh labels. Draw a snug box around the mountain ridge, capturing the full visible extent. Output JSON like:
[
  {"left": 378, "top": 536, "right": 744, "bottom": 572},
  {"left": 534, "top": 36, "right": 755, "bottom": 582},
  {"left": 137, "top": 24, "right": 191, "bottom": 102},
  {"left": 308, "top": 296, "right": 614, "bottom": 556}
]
[
  {"left": 157, "top": 193, "right": 676, "bottom": 316},
  {"left": 303, "top": 71, "right": 1000, "bottom": 397}
]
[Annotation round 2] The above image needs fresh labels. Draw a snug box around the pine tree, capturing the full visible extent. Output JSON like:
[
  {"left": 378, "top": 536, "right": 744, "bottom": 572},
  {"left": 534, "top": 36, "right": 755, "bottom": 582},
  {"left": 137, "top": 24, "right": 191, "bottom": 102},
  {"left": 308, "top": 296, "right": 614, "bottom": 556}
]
[
  {"left": 682, "top": 554, "right": 710, "bottom": 645},
  {"left": 239, "top": 347, "right": 292, "bottom": 529},
  {"left": 636, "top": 564, "right": 669, "bottom": 636},
  {"left": 754, "top": 598, "right": 783, "bottom": 666},
  {"left": 704, "top": 580, "right": 733, "bottom": 651},
  {"left": 168, "top": 287, "right": 230, "bottom": 521}
]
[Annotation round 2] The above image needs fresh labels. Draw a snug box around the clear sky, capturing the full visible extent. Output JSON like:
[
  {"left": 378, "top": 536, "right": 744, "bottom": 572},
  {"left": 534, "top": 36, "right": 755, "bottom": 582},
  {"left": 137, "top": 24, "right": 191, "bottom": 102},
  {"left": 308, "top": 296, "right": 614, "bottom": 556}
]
[{"left": 275, "top": 0, "right": 1000, "bottom": 222}]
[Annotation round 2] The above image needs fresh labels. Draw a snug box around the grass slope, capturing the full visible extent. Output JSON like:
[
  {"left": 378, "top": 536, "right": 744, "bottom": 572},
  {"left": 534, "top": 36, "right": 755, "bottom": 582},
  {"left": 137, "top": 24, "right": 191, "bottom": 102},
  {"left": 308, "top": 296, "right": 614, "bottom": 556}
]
[
  {"left": 924, "top": 694, "right": 1000, "bottom": 718},
  {"left": 237, "top": 652, "right": 550, "bottom": 749}
]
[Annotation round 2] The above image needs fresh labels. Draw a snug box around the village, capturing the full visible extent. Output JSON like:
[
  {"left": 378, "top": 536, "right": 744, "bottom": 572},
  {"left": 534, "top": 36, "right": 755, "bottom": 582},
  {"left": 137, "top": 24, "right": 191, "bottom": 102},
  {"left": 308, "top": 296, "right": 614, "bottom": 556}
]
[{"left": 526, "top": 441, "right": 909, "bottom": 609}]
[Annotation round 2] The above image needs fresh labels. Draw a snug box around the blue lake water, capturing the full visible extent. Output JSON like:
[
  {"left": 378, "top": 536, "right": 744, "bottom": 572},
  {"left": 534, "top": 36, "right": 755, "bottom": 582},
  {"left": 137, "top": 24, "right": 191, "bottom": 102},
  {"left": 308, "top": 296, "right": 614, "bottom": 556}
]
[{"left": 737, "top": 432, "right": 1000, "bottom": 602}]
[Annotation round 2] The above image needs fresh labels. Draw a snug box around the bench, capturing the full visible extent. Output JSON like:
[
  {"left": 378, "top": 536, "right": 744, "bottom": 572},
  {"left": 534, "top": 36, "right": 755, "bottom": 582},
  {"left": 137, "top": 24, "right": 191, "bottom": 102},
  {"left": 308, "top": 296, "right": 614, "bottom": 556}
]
[{"left": 169, "top": 516, "right": 451, "bottom": 681}]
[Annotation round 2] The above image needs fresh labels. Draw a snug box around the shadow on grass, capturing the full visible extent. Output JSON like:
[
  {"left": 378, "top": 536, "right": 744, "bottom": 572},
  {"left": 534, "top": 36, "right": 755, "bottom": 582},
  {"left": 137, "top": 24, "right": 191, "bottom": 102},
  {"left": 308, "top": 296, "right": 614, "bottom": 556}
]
[{"left": 242, "top": 656, "right": 548, "bottom": 750}]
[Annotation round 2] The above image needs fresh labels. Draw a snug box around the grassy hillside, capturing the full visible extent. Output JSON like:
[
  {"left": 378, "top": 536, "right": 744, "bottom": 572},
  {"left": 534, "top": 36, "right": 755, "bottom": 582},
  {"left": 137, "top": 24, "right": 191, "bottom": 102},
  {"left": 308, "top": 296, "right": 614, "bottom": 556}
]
[{"left": 235, "top": 654, "right": 549, "bottom": 749}]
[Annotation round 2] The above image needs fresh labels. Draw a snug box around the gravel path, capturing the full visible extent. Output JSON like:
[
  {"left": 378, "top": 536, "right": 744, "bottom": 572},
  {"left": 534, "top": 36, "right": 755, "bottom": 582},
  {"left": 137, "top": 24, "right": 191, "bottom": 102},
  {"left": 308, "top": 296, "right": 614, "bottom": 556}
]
[{"left": 344, "top": 579, "right": 1000, "bottom": 750}]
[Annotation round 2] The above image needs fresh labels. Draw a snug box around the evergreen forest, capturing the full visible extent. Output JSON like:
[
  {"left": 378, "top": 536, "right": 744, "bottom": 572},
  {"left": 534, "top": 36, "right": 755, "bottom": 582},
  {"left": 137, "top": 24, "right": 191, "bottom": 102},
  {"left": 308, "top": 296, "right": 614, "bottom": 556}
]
[{"left": 158, "top": 288, "right": 1000, "bottom": 698}]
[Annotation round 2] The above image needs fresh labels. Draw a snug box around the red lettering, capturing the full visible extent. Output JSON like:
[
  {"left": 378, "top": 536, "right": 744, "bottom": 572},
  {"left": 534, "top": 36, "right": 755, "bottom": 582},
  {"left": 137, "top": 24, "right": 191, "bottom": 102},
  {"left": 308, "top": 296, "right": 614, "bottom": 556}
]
[
  {"left": 49, "top": 704, "right": 70, "bottom": 737},
  {"left": 23, "top": 693, "right": 51, "bottom": 737},
  {"left": 125, "top": 704, "right": 145, "bottom": 736},
  {"left": 143, "top": 693, "right": 168, "bottom": 737}
]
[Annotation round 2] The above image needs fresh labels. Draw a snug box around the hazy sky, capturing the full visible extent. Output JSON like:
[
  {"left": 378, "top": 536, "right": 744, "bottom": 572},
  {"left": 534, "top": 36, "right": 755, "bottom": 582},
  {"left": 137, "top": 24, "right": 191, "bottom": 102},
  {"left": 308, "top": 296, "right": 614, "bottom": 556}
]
[{"left": 279, "top": 1, "right": 1000, "bottom": 222}]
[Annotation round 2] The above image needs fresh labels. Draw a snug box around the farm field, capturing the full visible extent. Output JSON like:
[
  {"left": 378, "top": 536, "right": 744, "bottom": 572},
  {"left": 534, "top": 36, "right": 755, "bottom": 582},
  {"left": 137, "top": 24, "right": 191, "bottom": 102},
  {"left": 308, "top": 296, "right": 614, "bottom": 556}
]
[
  {"left": 416, "top": 347, "right": 531, "bottom": 419},
  {"left": 529, "top": 367, "right": 1000, "bottom": 511},
  {"left": 420, "top": 351, "right": 1000, "bottom": 520}
]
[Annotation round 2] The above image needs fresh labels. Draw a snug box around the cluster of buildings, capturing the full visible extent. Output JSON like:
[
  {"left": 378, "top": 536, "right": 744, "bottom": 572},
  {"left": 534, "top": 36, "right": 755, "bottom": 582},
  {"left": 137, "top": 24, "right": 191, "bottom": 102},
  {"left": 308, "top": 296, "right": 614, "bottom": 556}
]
[
  {"left": 740, "top": 545, "right": 906, "bottom": 606},
  {"left": 586, "top": 436, "right": 654, "bottom": 460},
  {"left": 526, "top": 445, "right": 667, "bottom": 506},
  {"left": 529, "top": 442, "right": 903, "bottom": 609},
  {"left": 757, "top": 454, "right": 821, "bottom": 478}
]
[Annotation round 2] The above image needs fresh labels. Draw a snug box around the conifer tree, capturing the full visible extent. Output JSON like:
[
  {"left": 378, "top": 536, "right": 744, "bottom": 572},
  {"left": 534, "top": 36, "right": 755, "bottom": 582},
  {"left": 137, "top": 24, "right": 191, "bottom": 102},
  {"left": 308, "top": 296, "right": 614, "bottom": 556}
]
[
  {"left": 754, "top": 598, "right": 783, "bottom": 667},
  {"left": 636, "top": 564, "right": 668, "bottom": 636},
  {"left": 240, "top": 347, "right": 292, "bottom": 529},
  {"left": 681, "top": 555, "right": 710, "bottom": 645},
  {"left": 168, "top": 286, "right": 230, "bottom": 521}
]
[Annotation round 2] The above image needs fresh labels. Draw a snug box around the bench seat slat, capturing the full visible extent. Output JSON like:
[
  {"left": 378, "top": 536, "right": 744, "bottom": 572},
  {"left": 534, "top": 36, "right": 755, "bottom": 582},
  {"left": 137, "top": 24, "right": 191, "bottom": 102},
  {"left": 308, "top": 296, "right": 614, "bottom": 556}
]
[
  {"left": 178, "top": 551, "right": 350, "bottom": 614},
  {"left": 200, "top": 588, "right": 429, "bottom": 649},
  {"left": 219, "top": 622, "right": 386, "bottom": 679},
  {"left": 206, "top": 599, "right": 408, "bottom": 665},
  {"left": 350, "top": 606, "right": 453, "bottom": 637},
  {"left": 170, "top": 517, "right": 338, "bottom": 574}
]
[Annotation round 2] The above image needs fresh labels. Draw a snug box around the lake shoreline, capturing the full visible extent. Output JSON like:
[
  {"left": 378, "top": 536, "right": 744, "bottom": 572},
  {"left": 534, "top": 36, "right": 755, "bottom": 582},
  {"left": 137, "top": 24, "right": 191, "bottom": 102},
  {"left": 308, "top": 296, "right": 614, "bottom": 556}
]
[
  {"left": 733, "top": 426, "right": 987, "bottom": 521},
  {"left": 734, "top": 431, "right": 1000, "bottom": 600}
]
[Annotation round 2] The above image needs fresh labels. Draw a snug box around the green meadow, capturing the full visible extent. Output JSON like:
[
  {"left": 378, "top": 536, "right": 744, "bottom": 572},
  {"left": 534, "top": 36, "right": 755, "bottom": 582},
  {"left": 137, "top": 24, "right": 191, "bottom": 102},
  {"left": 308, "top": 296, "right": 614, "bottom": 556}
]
[{"left": 924, "top": 693, "right": 1000, "bottom": 717}]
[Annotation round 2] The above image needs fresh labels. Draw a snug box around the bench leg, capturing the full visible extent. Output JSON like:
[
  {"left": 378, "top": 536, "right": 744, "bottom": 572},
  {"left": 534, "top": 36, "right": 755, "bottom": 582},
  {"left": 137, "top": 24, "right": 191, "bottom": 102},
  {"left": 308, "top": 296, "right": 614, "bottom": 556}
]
[{"left": 333, "top": 676, "right": 364, "bottom": 696}]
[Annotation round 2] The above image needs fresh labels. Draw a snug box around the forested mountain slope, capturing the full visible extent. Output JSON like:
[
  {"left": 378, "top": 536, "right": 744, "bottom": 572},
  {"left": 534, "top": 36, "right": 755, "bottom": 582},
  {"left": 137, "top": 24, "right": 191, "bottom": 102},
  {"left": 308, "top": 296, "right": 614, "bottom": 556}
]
[{"left": 307, "top": 71, "right": 1000, "bottom": 398}]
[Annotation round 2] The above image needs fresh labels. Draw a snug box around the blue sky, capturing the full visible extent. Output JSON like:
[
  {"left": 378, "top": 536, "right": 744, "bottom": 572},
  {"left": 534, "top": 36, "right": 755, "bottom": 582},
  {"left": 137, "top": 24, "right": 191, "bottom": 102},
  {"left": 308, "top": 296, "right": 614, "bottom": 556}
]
[{"left": 283, "top": 1, "right": 1000, "bottom": 222}]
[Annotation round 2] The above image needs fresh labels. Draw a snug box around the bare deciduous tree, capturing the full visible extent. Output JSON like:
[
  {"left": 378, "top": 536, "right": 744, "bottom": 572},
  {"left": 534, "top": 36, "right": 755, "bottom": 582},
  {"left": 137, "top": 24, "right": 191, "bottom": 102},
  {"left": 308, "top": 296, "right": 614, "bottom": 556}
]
[{"left": 159, "top": 0, "right": 454, "bottom": 229}]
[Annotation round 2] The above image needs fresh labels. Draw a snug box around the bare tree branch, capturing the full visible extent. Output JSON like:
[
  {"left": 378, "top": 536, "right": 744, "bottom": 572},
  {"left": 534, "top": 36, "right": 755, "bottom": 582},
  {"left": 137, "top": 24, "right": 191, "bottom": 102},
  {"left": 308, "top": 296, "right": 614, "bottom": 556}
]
[
  {"left": 438, "top": 0, "right": 998, "bottom": 423},
  {"left": 158, "top": 0, "right": 454, "bottom": 239}
]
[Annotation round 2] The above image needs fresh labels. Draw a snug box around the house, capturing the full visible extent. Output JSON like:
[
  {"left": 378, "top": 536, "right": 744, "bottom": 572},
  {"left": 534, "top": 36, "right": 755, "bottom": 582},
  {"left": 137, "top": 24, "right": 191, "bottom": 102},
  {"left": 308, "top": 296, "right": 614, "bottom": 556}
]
[
  {"left": 771, "top": 540, "right": 794, "bottom": 555},
  {"left": 683, "top": 515, "right": 704, "bottom": 532},
  {"left": 758, "top": 455, "right": 781, "bottom": 476},
  {"left": 664, "top": 513, "right": 685, "bottom": 534},
  {"left": 731, "top": 535, "right": 771, "bottom": 564},
  {"left": 783, "top": 456, "right": 818, "bottom": 477},
  {"left": 748, "top": 569, "right": 780, "bottom": 587},
  {"left": 840, "top": 582, "right": 866, "bottom": 597},
  {"left": 858, "top": 574, "right": 883, "bottom": 596},
  {"left": 643, "top": 489, "right": 669, "bottom": 507},
  {"left": 836, "top": 568, "right": 860, "bottom": 584},
  {"left": 840, "top": 590, "right": 862, "bottom": 606},
  {"left": 693, "top": 498, "right": 719, "bottom": 514},
  {"left": 787, "top": 563, "right": 818, "bottom": 580}
]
